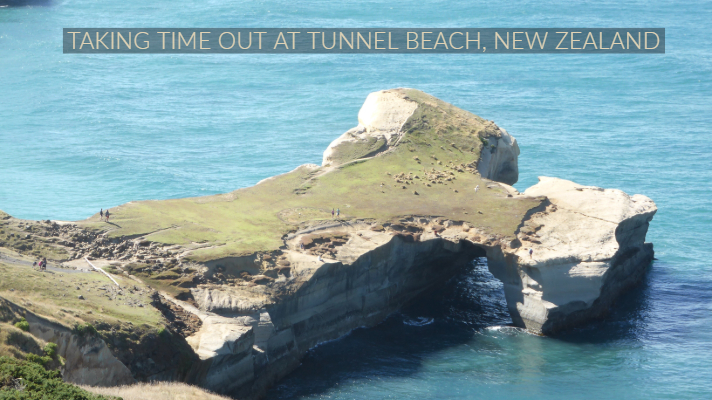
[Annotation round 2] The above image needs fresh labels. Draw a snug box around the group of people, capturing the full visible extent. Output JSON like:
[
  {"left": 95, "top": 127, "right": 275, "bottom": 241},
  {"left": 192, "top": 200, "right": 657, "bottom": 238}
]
[
  {"left": 331, "top": 208, "right": 340, "bottom": 218},
  {"left": 33, "top": 257, "right": 47, "bottom": 271},
  {"left": 99, "top": 208, "right": 111, "bottom": 222}
]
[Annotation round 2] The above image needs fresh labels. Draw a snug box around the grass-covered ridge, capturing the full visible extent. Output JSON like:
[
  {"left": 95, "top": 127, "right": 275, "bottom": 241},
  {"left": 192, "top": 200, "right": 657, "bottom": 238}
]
[
  {"left": 0, "top": 261, "right": 162, "bottom": 330},
  {"left": 76, "top": 89, "right": 540, "bottom": 262}
]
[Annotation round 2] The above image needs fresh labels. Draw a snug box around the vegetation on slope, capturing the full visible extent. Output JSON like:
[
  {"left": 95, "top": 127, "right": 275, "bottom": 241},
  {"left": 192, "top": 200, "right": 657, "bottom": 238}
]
[
  {"left": 0, "top": 259, "right": 197, "bottom": 383},
  {"left": 0, "top": 356, "right": 114, "bottom": 400}
]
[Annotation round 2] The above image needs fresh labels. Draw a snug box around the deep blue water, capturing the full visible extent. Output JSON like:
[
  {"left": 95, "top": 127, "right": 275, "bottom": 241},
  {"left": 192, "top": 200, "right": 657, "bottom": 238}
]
[{"left": 1, "top": 0, "right": 711, "bottom": 398}]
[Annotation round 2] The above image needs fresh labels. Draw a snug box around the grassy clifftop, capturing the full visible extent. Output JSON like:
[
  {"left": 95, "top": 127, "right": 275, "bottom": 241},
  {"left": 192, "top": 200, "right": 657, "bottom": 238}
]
[{"left": 77, "top": 89, "right": 540, "bottom": 263}]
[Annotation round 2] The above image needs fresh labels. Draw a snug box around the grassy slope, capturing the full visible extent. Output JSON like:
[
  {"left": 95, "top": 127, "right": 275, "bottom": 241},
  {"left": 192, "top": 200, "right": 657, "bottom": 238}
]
[
  {"left": 0, "top": 261, "right": 162, "bottom": 330},
  {"left": 77, "top": 89, "right": 541, "bottom": 263},
  {"left": 0, "top": 322, "right": 44, "bottom": 361}
]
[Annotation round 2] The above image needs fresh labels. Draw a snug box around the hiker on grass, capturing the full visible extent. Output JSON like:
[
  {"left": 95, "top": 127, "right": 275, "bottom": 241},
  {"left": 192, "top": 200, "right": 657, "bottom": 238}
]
[
  {"left": 100, "top": 209, "right": 104, "bottom": 220},
  {"left": 336, "top": 208, "right": 340, "bottom": 218},
  {"left": 105, "top": 210, "right": 110, "bottom": 222},
  {"left": 331, "top": 208, "right": 334, "bottom": 218}
]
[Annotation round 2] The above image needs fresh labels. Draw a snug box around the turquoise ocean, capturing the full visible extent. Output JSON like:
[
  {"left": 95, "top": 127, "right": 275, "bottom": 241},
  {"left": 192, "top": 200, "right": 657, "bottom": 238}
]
[{"left": 1, "top": 0, "right": 711, "bottom": 398}]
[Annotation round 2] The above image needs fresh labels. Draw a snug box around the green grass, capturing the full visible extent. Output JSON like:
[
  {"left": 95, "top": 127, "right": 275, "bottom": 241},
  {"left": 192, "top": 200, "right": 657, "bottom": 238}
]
[
  {"left": 326, "top": 136, "right": 387, "bottom": 165},
  {"left": 74, "top": 89, "right": 541, "bottom": 264}
]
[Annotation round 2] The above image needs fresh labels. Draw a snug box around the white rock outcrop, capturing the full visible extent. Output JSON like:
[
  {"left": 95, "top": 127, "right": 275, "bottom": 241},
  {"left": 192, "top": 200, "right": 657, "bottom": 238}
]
[
  {"left": 476, "top": 127, "right": 520, "bottom": 185},
  {"left": 322, "top": 88, "right": 520, "bottom": 185},
  {"left": 494, "top": 176, "right": 657, "bottom": 333},
  {"left": 322, "top": 90, "right": 418, "bottom": 166}
]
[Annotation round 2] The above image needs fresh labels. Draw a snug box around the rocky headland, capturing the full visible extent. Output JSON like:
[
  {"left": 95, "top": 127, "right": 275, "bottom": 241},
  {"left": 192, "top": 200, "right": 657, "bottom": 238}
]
[{"left": 0, "top": 88, "right": 656, "bottom": 399}]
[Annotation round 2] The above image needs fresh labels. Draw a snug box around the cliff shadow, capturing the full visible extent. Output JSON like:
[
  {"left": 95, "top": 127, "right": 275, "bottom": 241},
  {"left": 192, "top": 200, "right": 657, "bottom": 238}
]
[{"left": 265, "top": 257, "right": 513, "bottom": 399}]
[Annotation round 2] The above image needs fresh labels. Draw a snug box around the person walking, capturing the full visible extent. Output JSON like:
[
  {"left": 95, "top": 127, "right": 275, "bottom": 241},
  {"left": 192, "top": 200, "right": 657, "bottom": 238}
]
[
  {"left": 529, "top": 248, "right": 533, "bottom": 259},
  {"left": 474, "top": 185, "right": 479, "bottom": 193},
  {"left": 40, "top": 257, "right": 47, "bottom": 271},
  {"left": 336, "top": 208, "right": 340, "bottom": 218},
  {"left": 100, "top": 209, "right": 104, "bottom": 220},
  {"left": 331, "top": 208, "right": 334, "bottom": 218},
  {"left": 105, "top": 210, "right": 110, "bottom": 222}
]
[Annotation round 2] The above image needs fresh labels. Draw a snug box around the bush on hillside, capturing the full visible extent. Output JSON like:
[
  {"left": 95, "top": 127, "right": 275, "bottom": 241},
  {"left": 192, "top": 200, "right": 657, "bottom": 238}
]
[
  {"left": 0, "top": 356, "right": 114, "bottom": 399},
  {"left": 12, "top": 320, "right": 28, "bottom": 333},
  {"left": 71, "top": 323, "right": 97, "bottom": 337},
  {"left": 41, "top": 343, "right": 57, "bottom": 360}
]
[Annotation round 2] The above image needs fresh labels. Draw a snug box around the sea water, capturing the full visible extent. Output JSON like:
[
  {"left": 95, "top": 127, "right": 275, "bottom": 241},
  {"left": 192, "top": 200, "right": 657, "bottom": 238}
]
[{"left": 1, "top": 1, "right": 711, "bottom": 398}]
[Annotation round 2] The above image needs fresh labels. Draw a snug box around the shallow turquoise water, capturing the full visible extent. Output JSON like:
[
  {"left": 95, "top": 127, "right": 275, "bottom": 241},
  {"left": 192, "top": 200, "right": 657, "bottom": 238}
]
[{"left": 1, "top": 1, "right": 711, "bottom": 398}]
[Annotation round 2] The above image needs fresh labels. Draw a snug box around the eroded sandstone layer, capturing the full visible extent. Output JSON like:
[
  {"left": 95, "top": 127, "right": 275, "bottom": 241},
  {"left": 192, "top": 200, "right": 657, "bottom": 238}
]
[{"left": 0, "top": 89, "right": 655, "bottom": 398}]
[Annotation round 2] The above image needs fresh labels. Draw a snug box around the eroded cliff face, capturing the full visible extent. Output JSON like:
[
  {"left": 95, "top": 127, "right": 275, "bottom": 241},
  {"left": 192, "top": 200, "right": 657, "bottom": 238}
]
[
  {"left": 167, "top": 220, "right": 493, "bottom": 397},
  {"left": 166, "top": 173, "right": 655, "bottom": 397},
  {"left": 0, "top": 300, "right": 136, "bottom": 387},
  {"left": 505, "top": 177, "right": 657, "bottom": 333},
  {"left": 476, "top": 127, "right": 519, "bottom": 185}
]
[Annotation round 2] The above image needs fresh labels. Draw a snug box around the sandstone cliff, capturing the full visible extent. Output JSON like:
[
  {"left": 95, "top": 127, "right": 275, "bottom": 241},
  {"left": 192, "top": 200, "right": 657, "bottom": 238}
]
[
  {"left": 0, "top": 297, "right": 134, "bottom": 387},
  {"left": 0, "top": 89, "right": 656, "bottom": 398},
  {"left": 322, "top": 89, "right": 520, "bottom": 185}
]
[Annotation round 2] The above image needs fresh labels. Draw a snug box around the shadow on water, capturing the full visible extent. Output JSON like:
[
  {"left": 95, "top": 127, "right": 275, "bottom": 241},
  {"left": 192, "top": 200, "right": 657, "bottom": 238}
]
[
  {"left": 266, "top": 258, "right": 515, "bottom": 400},
  {"left": 0, "top": 0, "right": 52, "bottom": 7},
  {"left": 265, "top": 258, "right": 670, "bottom": 399},
  {"left": 555, "top": 260, "right": 712, "bottom": 345},
  {"left": 553, "top": 264, "right": 655, "bottom": 344}
]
